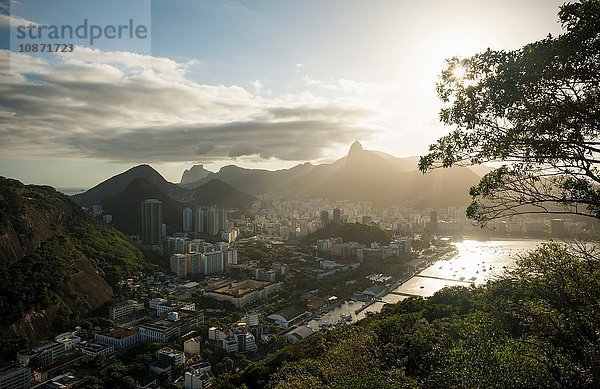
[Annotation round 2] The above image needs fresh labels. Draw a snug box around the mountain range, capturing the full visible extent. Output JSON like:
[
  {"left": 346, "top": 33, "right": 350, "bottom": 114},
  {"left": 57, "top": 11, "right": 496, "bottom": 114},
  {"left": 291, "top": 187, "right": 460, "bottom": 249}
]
[
  {"left": 180, "top": 141, "right": 481, "bottom": 207},
  {"left": 71, "top": 142, "right": 482, "bottom": 235}
]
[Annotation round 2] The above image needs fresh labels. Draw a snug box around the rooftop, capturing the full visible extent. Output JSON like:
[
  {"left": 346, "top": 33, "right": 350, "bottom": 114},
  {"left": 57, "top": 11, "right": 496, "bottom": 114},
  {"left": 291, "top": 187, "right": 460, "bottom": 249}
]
[
  {"left": 158, "top": 347, "right": 183, "bottom": 358},
  {"left": 269, "top": 305, "right": 308, "bottom": 322},
  {"left": 80, "top": 342, "right": 112, "bottom": 353},
  {"left": 98, "top": 327, "right": 137, "bottom": 339},
  {"left": 150, "top": 358, "right": 173, "bottom": 370},
  {"left": 140, "top": 310, "right": 200, "bottom": 331},
  {"left": 212, "top": 279, "right": 272, "bottom": 297},
  {"left": 285, "top": 325, "right": 315, "bottom": 340},
  {"left": 18, "top": 341, "right": 62, "bottom": 356}
]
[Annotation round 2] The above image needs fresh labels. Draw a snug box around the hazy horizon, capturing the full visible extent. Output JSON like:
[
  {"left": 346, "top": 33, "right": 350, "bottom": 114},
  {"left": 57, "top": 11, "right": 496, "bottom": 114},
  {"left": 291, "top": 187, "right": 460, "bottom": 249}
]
[{"left": 2, "top": 141, "right": 417, "bottom": 188}]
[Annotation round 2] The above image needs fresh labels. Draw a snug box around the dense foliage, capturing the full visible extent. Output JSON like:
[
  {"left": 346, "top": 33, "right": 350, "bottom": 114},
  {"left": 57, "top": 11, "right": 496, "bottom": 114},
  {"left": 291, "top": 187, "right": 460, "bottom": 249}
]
[
  {"left": 69, "top": 221, "right": 146, "bottom": 285},
  {"left": 419, "top": 0, "right": 600, "bottom": 224},
  {"left": 0, "top": 234, "right": 74, "bottom": 326},
  {"left": 237, "top": 241, "right": 292, "bottom": 267},
  {"left": 231, "top": 243, "right": 599, "bottom": 388}
]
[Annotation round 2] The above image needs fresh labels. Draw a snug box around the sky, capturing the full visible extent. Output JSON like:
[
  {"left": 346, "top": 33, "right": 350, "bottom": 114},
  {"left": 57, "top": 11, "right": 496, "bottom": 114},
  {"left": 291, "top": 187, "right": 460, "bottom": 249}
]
[{"left": 0, "top": 0, "right": 566, "bottom": 187}]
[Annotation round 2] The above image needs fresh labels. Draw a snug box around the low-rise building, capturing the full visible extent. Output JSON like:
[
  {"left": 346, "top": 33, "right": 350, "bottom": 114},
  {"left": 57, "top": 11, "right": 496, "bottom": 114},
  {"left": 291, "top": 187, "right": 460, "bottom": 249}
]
[
  {"left": 284, "top": 325, "right": 315, "bottom": 343},
  {"left": 0, "top": 365, "right": 31, "bottom": 389},
  {"left": 55, "top": 331, "right": 81, "bottom": 351},
  {"left": 108, "top": 299, "right": 141, "bottom": 321},
  {"left": 256, "top": 269, "right": 276, "bottom": 282},
  {"left": 32, "top": 351, "right": 84, "bottom": 383},
  {"left": 317, "top": 239, "right": 332, "bottom": 252},
  {"left": 155, "top": 301, "right": 196, "bottom": 316},
  {"left": 272, "top": 262, "right": 289, "bottom": 278},
  {"left": 185, "top": 367, "right": 214, "bottom": 389},
  {"left": 223, "top": 333, "right": 239, "bottom": 353},
  {"left": 149, "top": 297, "right": 169, "bottom": 310},
  {"left": 44, "top": 372, "right": 79, "bottom": 388},
  {"left": 17, "top": 341, "right": 65, "bottom": 368},
  {"left": 95, "top": 327, "right": 141, "bottom": 351},
  {"left": 150, "top": 347, "right": 185, "bottom": 376},
  {"left": 139, "top": 310, "right": 204, "bottom": 343},
  {"left": 79, "top": 342, "right": 115, "bottom": 359},
  {"left": 208, "top": 327, "right": 227, "bottom": 342},
  {"left": 267, "top": 306, "right": 310, "bottom": 328},
  {"left": 204, "top": 279, "right": 281, "bottom": 308},
  {"left": 183, "top": 337, "right": 202, "bottom": 356},
  {"left": 158, "top": 347, "right": 186, "bottom": 366},
  {"left": 362, "top": 285, "right": 388, "bottom": 300},
  {"left": 302, "top": 293, "right": 327, "bottom": 311},
  {"left": 221, "top": 331, "right": 257, "bottom": 353}
]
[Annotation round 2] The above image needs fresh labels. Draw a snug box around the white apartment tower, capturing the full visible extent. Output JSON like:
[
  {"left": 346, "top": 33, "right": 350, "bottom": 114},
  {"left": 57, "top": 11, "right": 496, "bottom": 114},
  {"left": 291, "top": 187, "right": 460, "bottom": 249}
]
[{"left": 183, "top": 208, "right": 193, "bottom": 233}]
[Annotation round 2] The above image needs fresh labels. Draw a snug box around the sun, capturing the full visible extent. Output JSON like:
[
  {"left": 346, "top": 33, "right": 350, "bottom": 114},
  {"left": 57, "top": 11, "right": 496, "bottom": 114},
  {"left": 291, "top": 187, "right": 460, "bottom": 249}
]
[{"left": 452, "top": 64, "right": 467, "bottom": 80}]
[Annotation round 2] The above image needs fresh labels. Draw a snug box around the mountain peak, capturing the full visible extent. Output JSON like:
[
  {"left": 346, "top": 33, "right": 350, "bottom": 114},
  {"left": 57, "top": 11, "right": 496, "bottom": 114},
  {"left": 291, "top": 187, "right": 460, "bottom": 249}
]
[
  {"left": 72, "top": 164, "right": 190, "bottom": 207},
  {"left": 130, "top": 164, "right": 154, "bottom": 172},
  {"left": 180, "top": 164, "right": 212, "bottom": 185},
  {"left": 349, "top": 140, "right": 364, "bottom": 155}
]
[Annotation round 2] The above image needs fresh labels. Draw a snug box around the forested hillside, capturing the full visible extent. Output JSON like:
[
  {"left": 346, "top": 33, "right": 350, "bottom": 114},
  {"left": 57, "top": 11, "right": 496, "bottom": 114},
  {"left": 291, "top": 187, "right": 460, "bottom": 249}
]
[{"left": 0, "top": 177, "right": 159, "bottom": 356}]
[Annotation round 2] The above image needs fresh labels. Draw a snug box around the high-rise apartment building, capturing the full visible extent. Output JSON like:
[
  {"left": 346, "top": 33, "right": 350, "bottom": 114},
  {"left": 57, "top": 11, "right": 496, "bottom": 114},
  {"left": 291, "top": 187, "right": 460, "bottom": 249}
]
[
  {"left": 170, "top": 254, "right": 187, "bottom": 277},
  {"left": 194, "top": 208, "right": 204, "bottom": 233},
  {"left": 207, "top": 206, "right": 219, "bottom": 236},
  {"left": 204, "top": 251, "right": 224, "bottom": 275},
  {"left": 321, "top": 210, "right": 330, "bottom": 229},
  {"left": 141, "top": 199, "right": 163, "bottom": 246},
  {"left": 333, "top": 208, "right": 341, "bottom": 223},
  {"left": 189, "top": 253, "right": 202, "bottom": 274},
  {"left": 430, "top": 210, "right": 438, "bottom": 232},
  {"left": 299, "top": 222, "right": 309, "bottom": 237},
  {"left": 219, "top": 209, "right": 228, "bottom": 231},
  {"left": 183, "top": 208, "right": 192, "bottom": 233},
  {"left": 227, "top": 249, "right": 238, "bottom": 265}
]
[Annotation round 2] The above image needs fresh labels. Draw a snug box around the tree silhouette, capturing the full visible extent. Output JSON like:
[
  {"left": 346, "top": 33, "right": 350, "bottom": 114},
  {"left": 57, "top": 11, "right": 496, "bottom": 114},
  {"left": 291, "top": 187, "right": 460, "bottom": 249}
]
[{"left": 419, "top": 0, "right": 600, "bottom": 225}]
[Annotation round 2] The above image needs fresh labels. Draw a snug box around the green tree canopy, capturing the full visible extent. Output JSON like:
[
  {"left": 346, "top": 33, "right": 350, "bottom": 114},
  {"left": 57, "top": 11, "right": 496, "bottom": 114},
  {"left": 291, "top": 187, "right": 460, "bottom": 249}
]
[{"left": 419, "top": 0, "right": 600, "bottom": 224}]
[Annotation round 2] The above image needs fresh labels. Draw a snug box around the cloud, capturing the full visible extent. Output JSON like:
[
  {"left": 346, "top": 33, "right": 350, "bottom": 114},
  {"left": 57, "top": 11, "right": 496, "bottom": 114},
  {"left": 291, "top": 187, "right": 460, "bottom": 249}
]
[
  {"left": 63, "top": 119, "right": 373, "bottom": 162},
  {"left": 0, "top": 7, "right": 38, "bottom": 28},
  {"left": 0, "top": 48, "right": 376, "bottom": 163}
]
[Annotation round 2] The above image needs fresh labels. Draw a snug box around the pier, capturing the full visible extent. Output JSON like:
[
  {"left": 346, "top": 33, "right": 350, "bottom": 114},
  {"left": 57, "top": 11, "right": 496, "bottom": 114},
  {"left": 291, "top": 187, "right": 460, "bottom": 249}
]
[{"left": 413, "top": 274, "right": 474, "bottom": 284}]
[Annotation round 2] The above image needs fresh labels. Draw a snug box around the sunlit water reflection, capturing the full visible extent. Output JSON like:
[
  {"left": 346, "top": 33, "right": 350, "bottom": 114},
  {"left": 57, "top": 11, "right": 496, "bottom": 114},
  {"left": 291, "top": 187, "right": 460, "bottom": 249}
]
[
  {"left": 395, "top": 239, "right": 546, "bottom": 296},
  {"left": 307, "top": 239, "right": 546, "bottom": 330}
]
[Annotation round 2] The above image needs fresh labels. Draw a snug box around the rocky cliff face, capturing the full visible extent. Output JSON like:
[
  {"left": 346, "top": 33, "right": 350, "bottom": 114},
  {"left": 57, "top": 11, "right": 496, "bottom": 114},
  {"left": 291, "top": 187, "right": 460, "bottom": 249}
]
[
  {"left": 180, "top": 164, "right": 212, "bottom": 185},
  {"left": 0, "top": 177, "right": 145, "bottom": 351}
]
